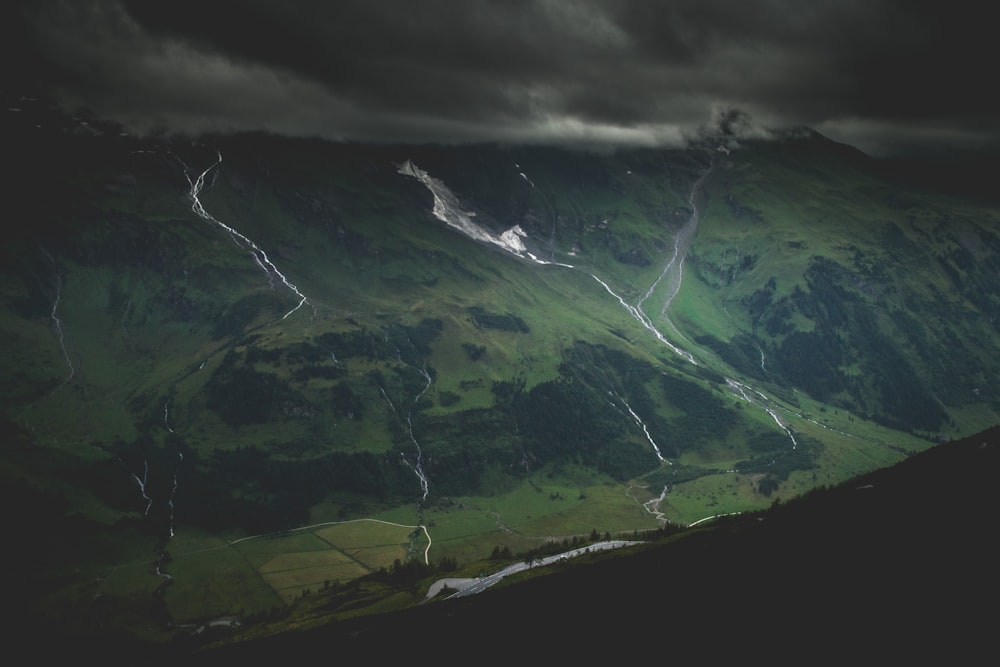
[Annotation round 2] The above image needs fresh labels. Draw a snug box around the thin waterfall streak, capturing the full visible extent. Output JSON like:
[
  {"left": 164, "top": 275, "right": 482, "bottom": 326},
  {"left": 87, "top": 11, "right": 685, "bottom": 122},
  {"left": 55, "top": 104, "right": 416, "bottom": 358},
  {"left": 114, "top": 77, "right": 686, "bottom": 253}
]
[
  {"left": 167, "top": 451, "right": 182, "bottom": 539},
  {"left": 378, "top": 386, "right": 397, "bottom": 415},
  {"left": 633, "top": 158, "right": 712, "bottom": 316},
  {"left": 49, "top": 274, "right": 75, "bottom": 385},
  {"left": 119, "top": 298, "right": 132, "bottom": 340},
  {"left": 728, "top": 379, "right": 798, "bottom": 449},
  {"left": 163, "top": 400, "right": 174, "bottom": 433},
  {"left": 627, "top": 405, "right": 667, "bottom": 464},
  {"left": 591, "top": 274, "right": 695, "bottom": 364},
  {"left": 131, "top": 460, "right": 152, "bottom": 516},
  {"left": 380, "top": 379, "right": 430, "bottom": 503},
  {"left": 405, "top": 364, "right": 433, "bottom": 502},
  {"left": 183, "top": 151, "right": 309, "bottom": 320},
  {"left": 611, "top": 391, "right": 668, "bottom": 464}
]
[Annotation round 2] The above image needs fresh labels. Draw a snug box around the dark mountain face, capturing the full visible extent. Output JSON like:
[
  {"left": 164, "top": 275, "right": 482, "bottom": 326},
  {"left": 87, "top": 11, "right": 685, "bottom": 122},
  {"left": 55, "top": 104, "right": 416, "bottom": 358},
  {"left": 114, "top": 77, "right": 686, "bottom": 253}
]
[{"left": 3, "top": 95, "right": 1000, "bottom": 645}]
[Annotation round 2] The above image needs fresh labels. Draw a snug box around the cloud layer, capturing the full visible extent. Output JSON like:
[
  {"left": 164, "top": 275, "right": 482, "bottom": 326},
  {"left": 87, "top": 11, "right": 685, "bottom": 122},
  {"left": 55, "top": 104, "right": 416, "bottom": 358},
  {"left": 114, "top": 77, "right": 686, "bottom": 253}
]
[{"left": 7, "top": 0, "right": 997, "bottom": 154}]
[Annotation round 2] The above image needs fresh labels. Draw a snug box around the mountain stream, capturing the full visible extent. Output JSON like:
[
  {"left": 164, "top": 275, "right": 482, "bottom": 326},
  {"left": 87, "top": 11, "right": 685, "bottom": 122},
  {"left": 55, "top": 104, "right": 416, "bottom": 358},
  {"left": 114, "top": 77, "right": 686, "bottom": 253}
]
[
  {"left": 181, "top": 151, "right": 310, "bottom": 321},
  {"left": 399, "top": 151, "right": 816, "bottom": 529}
]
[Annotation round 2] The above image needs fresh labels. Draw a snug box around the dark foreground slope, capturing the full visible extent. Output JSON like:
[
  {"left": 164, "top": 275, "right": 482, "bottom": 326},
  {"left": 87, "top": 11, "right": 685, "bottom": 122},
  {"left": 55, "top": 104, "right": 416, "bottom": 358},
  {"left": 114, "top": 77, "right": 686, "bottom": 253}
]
[{"left": 187, "top": 426, "right": 999, "bottom": 661}]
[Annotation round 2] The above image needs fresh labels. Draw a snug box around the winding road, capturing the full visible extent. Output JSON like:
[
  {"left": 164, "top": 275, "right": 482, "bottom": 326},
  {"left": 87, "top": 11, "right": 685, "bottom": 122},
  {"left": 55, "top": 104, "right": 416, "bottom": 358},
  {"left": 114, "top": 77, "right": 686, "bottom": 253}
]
[{"left": 426, "top": 540, "right": 642, "bottom": 600}]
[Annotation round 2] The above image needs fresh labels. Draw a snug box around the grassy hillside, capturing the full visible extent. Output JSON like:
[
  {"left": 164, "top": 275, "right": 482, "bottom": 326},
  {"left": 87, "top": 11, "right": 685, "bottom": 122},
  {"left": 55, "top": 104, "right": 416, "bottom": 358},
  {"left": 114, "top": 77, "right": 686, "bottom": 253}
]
[
  {"left": 3, "top": 96, "right": 998, "bottom": 641},
  {"left": 192, "top": 424, "right": 1000, "bottom": 662}
]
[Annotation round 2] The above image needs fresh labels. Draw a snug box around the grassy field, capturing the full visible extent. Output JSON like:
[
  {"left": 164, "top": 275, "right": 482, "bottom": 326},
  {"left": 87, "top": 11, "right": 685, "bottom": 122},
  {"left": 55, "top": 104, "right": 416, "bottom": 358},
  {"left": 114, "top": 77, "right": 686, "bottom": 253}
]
[
  {"left": 144, "top": 519, "right": 425, "bottom": 618},
  {"left": 109, "top": 466, "right": 670, "bottom": 624}
]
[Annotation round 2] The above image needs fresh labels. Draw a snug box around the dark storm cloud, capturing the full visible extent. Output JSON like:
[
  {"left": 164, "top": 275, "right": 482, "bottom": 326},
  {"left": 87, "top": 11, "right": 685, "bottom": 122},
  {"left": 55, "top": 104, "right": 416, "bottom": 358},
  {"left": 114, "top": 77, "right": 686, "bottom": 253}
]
[{"left": 7, "top": 0, "right": 998, "bottom": 154}]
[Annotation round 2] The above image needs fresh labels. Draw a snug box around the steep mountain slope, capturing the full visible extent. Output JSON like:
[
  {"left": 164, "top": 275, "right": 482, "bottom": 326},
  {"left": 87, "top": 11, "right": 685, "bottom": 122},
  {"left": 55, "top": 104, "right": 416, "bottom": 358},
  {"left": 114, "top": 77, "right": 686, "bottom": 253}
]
[{"left": 3, "top": 94, "right": 999, "bottom": 640}]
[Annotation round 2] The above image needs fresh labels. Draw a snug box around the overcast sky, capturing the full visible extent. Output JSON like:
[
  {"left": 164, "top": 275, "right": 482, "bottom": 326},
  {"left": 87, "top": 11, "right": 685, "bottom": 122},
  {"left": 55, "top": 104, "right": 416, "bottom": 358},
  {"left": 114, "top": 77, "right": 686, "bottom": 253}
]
[{"left": 5, "top": 0, "right": 998, "bottom": 156}]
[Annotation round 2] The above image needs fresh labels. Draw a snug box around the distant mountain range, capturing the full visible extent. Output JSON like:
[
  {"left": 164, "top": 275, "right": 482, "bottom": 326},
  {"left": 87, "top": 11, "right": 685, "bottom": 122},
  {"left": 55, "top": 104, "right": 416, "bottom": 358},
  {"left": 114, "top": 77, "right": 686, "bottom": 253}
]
[{"left": 3, "top": 91, "right": 999, "bottom": 648}]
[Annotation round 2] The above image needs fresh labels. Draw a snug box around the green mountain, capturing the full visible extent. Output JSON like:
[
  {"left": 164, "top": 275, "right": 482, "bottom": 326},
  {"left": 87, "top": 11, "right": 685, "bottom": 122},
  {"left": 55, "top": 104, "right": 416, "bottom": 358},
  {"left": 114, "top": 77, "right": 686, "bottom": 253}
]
[{"left": 4, "top": 93, "right": 1000, "bottom": 644}]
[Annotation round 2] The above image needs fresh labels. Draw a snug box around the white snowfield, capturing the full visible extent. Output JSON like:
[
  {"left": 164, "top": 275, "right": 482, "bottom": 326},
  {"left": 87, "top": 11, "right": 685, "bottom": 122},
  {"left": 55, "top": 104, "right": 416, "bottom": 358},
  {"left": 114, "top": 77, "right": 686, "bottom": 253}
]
[{"left": 397, "top": 160, "right": 573, "bottom": 267}]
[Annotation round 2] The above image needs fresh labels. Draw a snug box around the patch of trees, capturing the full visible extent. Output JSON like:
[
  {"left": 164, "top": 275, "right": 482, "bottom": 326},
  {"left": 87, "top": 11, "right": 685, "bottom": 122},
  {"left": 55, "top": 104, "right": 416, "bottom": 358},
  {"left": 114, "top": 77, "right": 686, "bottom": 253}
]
[
  {"left": 284, "top": 341, "right": 331, "bottom": 364},
  {"left": 694, "top": 333, "right": 767, "bottom": 381},
  {"left": 202, "top": 445, "right": 420, "bottom": 533},
  {"left": 559, "top": 342, "right": 665, "bottom": 432},
  {"left": 210, "top": 293, "right": 287, "bottom": 340},
  {"left": 368, "top": 554, "right": 458, "bottom": 586},
  {"left": 245, "top": 344, "right": 283, "bottom": 365},
  {"left": 736, "top": 435, "right": 822, "bottom": 496},
  {"left": 747, "top": 430, "right": 795, "bottom": 453},
  {"left": 612, "top": 245, "right": 653, "bottom": 266},
  {"left": 563, "top": 341, "right": 657, "bottom": 385},
  {"left": 490, "top": 545, "right": 513, "bottom": 560},
  {"left": 688, "top": 364, "right": 728, "bottom": 386},
  {"left": 438, "top": 391, "right": 460, "bottom": 407},
  {"left": 745, "top": 276, "right": 777, "bottom": 322},
  {"left": 292, "top": 365, "right": 347, "bottom": 381},
  {"left": 478, "top": 343, "right": 746, "bottom": 479},
  {"left": 775, "top": 330, "right": 845, "bottom": 401},
  {"left": 387, "top": 318, "right": 443, "bottom": 357},
  {"left": 640, "top": 464, "right": 719, "bottom": 490},
  {"left": 516, "top": 533, "right": 607, "bottom": 565},
  {"left": 370, "top": 365, "right": 438, "bottom": 417},
  {"left": 491, "top": 377, "right": 525, "bottom": 406},
  {"left": 659, "top": 373, "right": 735, "bottom": 444},
  {"left": 206, "top": 362, "right": 311, "bottom": 426},
  {"left": 487, "top": 364, "right": 659, "bottom": 481},
  {"left": 510, "top": 375, "right": 658, "bottom": 479},
  {"left": 935, "top": 244, "right": 1000, "bottom": 333},
  {"left": 515, "top": 379, "right": 617, "bottom": 460},
  {"left": 314, "top": 329, "right": 393, "bottom": 361},
  {"left": 308, "top": 319, "right": 443, "bottom": 364},
  {"left": 418, "top": 410, "right": 522, "bottom": 496},
  {"left": 766, "top": 256, "right": 946, "bottom": 431},
  {"left": 468, "top": 306, "right": 529, "bottom": 333},
  {"left": 462, "top": 343, "right": 486, "bottom": 360},
  {"left": 325, "top": 383, "right": 364, "bottom": 420}
]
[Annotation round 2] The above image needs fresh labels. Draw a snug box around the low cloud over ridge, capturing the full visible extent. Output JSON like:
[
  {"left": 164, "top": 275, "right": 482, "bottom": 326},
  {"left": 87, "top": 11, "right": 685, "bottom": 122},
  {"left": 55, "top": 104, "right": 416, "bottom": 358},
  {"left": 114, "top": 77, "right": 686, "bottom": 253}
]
[{"left": 6, "top": 0, "right": 998, "bottom": 156}]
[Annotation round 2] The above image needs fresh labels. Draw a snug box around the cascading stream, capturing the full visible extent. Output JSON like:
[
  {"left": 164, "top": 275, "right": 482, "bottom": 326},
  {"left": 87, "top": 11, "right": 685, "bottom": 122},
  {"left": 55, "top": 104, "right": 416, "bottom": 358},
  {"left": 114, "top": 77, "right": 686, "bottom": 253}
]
[
  {"left": 643, "top": 485, "right": 670, "bottom": 523},
  {"left": 163, "top": 399, "right": 175, "bottom": 434},
  {"left": 592, "top": 274, "right": 696, "bottom": 364},
  {"left": 402, "top": 154, "right": 803, "bottom": 452},
  {"left": 167, "top": 451, "right": 182, "bottom": 538},
  {"left": 727, "top": 379, "right": 798, "bottom": 449},
  {"left": 591, "top": 156, "right": 801, "bottom": 450},
  {"left": 131, "top": 460, "right": 152, "bottom": 516},
  {"left": 181, "top": 151, "right": 309, "bottom": 320},
  {"left": 380, "top": 378, "right": 431, "bottom": 510},
  {"left": 644, "top": 160, "right": 715, "bottom": 321},
  {"left": 406, "top": 366, "right": 433, "bottom": 503},
  {"left": 48, "top": 272, "right": 75, "bottom": 388},
  {"left": 609, "top": 391, "right": 668, "bottom": 463}
]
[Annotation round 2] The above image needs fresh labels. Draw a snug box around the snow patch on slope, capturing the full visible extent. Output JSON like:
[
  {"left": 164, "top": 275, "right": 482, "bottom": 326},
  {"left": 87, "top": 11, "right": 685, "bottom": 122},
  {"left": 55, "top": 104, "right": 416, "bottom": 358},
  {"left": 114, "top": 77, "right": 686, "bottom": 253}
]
[{"left": 398, "top": 160, "right": 572, "bottom": 267}]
